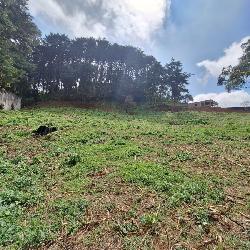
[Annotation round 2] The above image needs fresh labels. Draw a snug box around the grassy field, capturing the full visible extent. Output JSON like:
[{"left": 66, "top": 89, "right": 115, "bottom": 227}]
[{"left": 0, "top": 107, "right": 250, "bottom": 249}]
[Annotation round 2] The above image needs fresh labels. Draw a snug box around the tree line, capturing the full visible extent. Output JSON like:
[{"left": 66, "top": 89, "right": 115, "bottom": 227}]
[
  {"left": 1, "top": 0, "right": 249, "bottom": 106},
  {"left": 31, "top": 34, "right": 193, "bottom": 103},
  {"left": 0, "top": 0, "right": 192, "bottom": 104}
]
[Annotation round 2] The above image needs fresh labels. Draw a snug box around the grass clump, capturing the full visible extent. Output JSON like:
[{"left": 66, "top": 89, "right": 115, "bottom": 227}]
[
  {"left": 140, "top": 213, "right": 160, "bottom": 227},
  {"left": 51, "top": 198, "right": 88, "bottom": 234},
  {"left": 121, "top": 162, "right": 224, "bottom": 206},
  {"left": 63, "top": 153, "right": 81, "bottom": 167}
]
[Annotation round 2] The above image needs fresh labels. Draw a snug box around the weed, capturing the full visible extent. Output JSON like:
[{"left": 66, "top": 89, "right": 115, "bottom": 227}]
[
  {"left": 191, "top": 207, "right": 212, "bottom": 227},
  {"left": 140, "top": 213, "right": 160, "bottom": 226},
  {"left": 175, "top": 152, "right": 193, "bottom": 162},
  {"left": 51, "top": 198, "right": 88, "bottom": 234},
  {"left": 121, "top": 162, "right": 224, "bottom": 206},
  {"left": 64, "top": 153, "right": 81, "bottom": 167},
  {"left": 114, "top": 221, "right": 138, "bottom": 235}
]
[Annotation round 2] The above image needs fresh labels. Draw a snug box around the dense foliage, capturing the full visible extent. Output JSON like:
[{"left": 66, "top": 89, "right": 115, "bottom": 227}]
[
  {"left": 33, "top": 34, "right": 192, "bottom": 103},
  {"left": 164, "top": 58, "right": 193, "bottom": 103},
  {"left": 218, "top": 39, "right": 250, "bottom": 92},
  {"left": 0, "top": 0, "right": 40, "bottom": 94},
  {"left": 0, "top": 0, "right": 192, "bottom": 104}
]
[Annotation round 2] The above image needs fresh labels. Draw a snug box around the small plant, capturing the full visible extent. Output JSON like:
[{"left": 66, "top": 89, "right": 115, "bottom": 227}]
[
  {"left": 113, "top": 139, "right": 127, "bottom": 146},
  {"left": 140, "top": 213, "right": 160, "bottom": 226},
  {"left": 52, "top": 198, "right": 88, "bottom": 234},
  {"left": 188, "top": 118, "right": 208, "bottom": 125},
  {"left": 191, "top": 208, "right": 212, "bottom": 227},
  {"left": 10, "top": 156, "right": 24, "bottom": 165},
  {"left": 12, "top": 176, "right": 33, "bottom": 190},
  {"left": 175, "top": 152, "right": 193, "bottom": 162},
  {"left": 0, "top": 189, "right": 42, "bottom": 207},
  {"left": 105, "top": 202, "right": 116, "bottom": 212},
  {"left": 0, "top": 159, "right": 10, "bottom": 174},
  {"left": 114, "top": 221, "right": 138, "bottom": 235},
  {"left": 247, "top": 200, "right": 250, "bottom": 210},
  {"left": 53, "top": 199, "right": 88, "bottom": 217},
  {"left": 64, "top": 153, "right": 81, "bottom": 167}
]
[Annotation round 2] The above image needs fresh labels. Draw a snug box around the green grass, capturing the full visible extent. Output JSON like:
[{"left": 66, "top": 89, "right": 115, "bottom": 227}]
[
  {"left": 0, "top": 107, "right": 250, "bottom": 249},
  {"left": 121, "top": 162, "right": 224, "bottom": 206}
]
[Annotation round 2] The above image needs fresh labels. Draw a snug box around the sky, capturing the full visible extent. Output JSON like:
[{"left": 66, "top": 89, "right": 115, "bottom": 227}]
[{"left": 28, "top": 0, "right": 250, "bottom": 107}]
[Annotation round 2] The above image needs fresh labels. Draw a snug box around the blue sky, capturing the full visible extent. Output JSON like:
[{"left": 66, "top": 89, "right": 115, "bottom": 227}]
[
  {"left": 29, "top": 0, "right": 250, "bottom": 106},
  {"left": 154, "top": 0, "right": 250, "bottom": 96}
]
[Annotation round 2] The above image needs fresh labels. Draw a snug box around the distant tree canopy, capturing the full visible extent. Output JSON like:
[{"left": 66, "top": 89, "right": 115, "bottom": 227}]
[
  {"left": 0, "top": 1, "right": 192, "bottom": 104},
  {"left": 0, "top": 0, "right": 40, "bottom": 94},
  {"left": 218, "top": 39, "right": 250, "bottom": 92},
  {"left": 32, "top": 33, "right": 192, "bottom": 103}
]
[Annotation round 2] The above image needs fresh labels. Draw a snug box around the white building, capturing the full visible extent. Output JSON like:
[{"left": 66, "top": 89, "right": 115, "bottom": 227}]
[{"left": 188, "top": 99, "right": 218, "bottom": 108}]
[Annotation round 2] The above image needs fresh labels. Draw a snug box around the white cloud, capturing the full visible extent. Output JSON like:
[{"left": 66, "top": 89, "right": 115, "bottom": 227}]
[
  {"left": 193, "top": 90, "right": 250, "bottom": 108},
  {"left": 28, "top": 0, "right": 170, "bottom": 48},
  {"left": 197, "top": 36, "right": 250, "bottom": 79}
]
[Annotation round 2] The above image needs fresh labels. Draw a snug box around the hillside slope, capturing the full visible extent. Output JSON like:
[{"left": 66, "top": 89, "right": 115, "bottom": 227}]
[{"left": 0, "top": 108, "right": 249, "bottom": 249}]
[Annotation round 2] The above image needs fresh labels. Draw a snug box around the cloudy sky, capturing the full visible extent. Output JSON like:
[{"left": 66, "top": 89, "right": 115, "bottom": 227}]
[{"left": 28, "top": 0, "right": 250, "bottom": 107}]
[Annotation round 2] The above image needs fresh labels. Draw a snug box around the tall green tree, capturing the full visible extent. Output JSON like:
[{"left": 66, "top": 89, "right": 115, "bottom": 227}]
[
  {"left": 33, "top": 33, "right": 71, "bottom": 94},
  {"left": 218, "top": 39, "right": 250, "bottom": 92},
  {"left": 0, "top": 0, "right": 40, "bottom": 94},
  {"left": 163, "top": 58, "right": 192, "bottom": 103}
]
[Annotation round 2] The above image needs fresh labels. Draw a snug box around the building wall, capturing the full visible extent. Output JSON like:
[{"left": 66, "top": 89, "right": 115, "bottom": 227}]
[
  {"left": 189, "top": 102, "right": 202, "bottom": 108},
  {"left": 188, "top": 100, "right": 217, "bottom": 108},
  {"left": 0, "top": 91, "right": 21, "bottom": 110}
]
